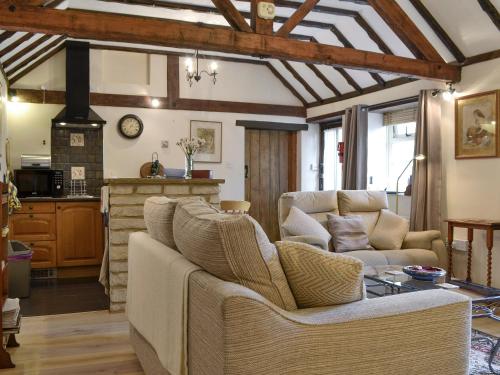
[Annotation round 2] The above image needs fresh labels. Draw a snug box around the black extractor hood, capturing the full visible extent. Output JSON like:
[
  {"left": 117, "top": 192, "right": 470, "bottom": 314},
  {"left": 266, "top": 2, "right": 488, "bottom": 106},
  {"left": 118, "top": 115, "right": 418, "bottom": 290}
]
[{"left": 52, "top": 41, "right": 106, "bottom": 129}]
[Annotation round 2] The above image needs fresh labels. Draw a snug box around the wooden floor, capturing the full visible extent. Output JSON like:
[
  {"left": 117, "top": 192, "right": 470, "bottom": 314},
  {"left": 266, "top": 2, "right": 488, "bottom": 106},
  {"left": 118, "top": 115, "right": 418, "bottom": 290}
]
[{"left": 4, "top": 311, "right": 144, "bottom": 374}]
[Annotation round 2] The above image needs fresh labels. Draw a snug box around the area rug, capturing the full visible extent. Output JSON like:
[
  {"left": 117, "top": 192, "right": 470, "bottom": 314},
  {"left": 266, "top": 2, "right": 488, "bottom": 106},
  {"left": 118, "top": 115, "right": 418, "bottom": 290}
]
[{"left": 470, "top": 330, "right": 499, "bottom": 374}]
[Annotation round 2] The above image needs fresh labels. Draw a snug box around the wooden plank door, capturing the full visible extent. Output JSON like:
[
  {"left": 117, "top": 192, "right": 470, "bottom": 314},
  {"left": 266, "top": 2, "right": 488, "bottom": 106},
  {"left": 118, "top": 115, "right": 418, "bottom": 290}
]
[{"left": 245, "top": 129, "right": 296, "bottom": 241}]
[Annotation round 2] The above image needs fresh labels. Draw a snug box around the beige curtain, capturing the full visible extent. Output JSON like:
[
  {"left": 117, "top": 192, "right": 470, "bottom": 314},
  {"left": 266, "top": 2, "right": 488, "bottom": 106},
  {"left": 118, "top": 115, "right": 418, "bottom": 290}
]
[
  {"left": 342, "top": 105, "right": 368, "bottom": 190},
  {"left": 410, "top": 90, "right": 442, "bottom": 231}
]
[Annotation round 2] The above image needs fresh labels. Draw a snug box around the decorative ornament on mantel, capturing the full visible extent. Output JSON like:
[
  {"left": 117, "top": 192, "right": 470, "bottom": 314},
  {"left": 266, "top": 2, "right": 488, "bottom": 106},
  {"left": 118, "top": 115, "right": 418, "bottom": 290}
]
[
  {"left": 185, "top": 50, "right": 219, "bottom": 87},
  {"left": 176, "top": 137, "right": 206, "bottom": 179}
]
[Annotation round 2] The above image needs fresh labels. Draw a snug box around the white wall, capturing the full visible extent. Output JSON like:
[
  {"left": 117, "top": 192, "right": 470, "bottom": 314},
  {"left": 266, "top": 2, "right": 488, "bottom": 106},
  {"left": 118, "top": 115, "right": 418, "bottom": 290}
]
[
  {"left": 308, "top": 58, "right": 500, "bottom": 287},
  {"left": 7, "top": 48, "right": 311, "bottom": 200}
]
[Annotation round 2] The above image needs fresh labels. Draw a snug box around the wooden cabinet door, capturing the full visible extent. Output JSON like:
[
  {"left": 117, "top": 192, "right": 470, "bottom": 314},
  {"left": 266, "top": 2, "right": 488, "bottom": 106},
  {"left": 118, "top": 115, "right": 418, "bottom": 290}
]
[
  {"left": 10, "top": 214, "right": 56, "bottom": 241},
  {"left": 56, "top": 202, "right": 104, "bottom": 267},
  {"left": 28, "top": 241, "right": 57, "bottom": 269}
]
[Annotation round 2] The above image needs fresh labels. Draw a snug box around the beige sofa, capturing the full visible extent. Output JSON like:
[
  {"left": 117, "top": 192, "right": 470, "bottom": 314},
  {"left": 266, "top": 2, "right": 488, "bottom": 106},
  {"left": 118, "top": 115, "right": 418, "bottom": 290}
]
[
  {"left": 279, "top": 190, "right": 447, "bottom": 269},
  {"left": 127, "top": 197, "right": 471, "bottom": 375}
]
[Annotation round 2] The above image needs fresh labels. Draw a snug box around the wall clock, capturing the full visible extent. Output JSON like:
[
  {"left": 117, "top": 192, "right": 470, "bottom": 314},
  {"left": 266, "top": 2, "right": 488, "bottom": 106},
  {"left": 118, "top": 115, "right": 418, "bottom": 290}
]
[{"left": 118, "top": 114, "right": 144, "bottom": 139}]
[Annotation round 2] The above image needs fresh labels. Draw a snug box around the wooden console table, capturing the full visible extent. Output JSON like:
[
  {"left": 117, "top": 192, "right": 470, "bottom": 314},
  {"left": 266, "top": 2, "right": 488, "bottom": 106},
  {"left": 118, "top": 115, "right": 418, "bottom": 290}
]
[{"left": 446, "top": 219, "right": 500, "bottom": 287}]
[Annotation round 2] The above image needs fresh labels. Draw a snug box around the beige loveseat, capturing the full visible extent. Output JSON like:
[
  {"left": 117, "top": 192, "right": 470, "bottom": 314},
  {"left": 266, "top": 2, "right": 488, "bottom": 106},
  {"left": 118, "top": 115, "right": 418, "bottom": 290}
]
[
  {"left": 127, "top": 196, "right": 470, "bottom": 375},
  {"left": 279, "top": 190, "right": 447, "bottom": 269}
]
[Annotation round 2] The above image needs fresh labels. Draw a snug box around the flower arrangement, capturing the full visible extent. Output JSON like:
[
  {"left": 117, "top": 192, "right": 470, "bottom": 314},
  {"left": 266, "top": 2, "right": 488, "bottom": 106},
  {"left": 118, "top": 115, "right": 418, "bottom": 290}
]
[{"left": 176, "top": 137, "right": 206, "bottom": 178}]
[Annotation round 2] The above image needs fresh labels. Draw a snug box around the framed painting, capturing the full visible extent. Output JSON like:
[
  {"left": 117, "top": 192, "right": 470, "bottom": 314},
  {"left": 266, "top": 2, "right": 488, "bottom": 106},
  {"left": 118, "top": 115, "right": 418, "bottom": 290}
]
[
  {"left": 190, "top": 120, "right": 222, "bottom": 163},
  {"left": 455, "top": 90, "right": 499, "bottom": 159}
]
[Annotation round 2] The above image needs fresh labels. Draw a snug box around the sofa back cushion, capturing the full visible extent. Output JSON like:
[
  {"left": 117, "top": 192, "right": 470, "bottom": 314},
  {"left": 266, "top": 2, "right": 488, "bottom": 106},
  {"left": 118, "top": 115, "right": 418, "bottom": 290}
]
[
  {"left": 279, "top": 191, "right": 338, "bottom": 237},
  {"left": 144, "top": 196, "right": 202, "bottom": 249},
  {"left": 337, "top": 190, "right": 388, "bottom": 233},
  {"left": 276, "top": 241, "right": 365, "bottom": 308},
  {"left": 173, "top": 199, "right": 297, "bottom": 311}
]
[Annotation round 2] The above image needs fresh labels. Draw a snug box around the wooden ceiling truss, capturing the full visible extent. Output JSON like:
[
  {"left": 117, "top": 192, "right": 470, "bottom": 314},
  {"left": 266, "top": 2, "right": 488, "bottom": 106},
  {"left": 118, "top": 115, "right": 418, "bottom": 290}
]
[{"left": 0, "top": 0, "right": 494, "bottom": 112}]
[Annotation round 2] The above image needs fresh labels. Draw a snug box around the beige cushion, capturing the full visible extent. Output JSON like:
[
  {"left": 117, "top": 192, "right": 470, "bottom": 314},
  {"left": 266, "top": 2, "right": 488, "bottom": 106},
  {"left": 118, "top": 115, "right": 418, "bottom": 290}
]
[
  {"left": 144, "top": 196, "right": 202, "bottom": 249},
  {"left": 276, "top": 241, "right": 365, "bottom": 308},
  {"left": 173, "top": 199, "right": 297, "bottom": 311},
  {"left": 369, "top": 209, "right": 409, "bottom": 250},
  {"left": 282, "top": 206, "right": 331, "bottom": 246},
  {"left": 337, "top": 190, "right": 388, "bottom": 215},
  {"left": 327, "top": 214, "right": 372, "bottom": 253}
]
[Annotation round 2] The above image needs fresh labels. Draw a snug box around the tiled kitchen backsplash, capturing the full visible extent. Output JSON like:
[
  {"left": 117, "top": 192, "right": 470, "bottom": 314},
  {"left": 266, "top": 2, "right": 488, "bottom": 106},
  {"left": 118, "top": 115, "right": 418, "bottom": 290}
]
[{"left": 51, "top": 128, "right": 103, "bottom": 197}]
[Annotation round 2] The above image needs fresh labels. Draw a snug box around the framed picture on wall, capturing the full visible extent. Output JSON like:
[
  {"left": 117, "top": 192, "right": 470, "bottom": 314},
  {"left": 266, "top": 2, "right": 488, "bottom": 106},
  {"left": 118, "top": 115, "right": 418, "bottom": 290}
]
[
  {"left": 190, "top": 120, "right": 222, "bottom": 163},
  {"left": 455, "top": 90, "right": 499, "bottom": 159}
]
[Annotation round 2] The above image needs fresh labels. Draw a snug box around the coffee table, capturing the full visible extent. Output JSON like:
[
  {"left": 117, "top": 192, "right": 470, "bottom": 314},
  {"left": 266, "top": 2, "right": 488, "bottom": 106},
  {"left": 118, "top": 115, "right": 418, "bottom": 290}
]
[{"left": 364, "top": 265, "right": 500, "bottom": 373}]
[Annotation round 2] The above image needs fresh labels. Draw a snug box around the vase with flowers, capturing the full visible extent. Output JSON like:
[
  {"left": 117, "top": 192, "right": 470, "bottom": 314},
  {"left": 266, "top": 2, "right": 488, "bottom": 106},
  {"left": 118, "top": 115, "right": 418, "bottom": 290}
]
[{"left": 176, "top": 137, "right": 206, "bottom": 179}]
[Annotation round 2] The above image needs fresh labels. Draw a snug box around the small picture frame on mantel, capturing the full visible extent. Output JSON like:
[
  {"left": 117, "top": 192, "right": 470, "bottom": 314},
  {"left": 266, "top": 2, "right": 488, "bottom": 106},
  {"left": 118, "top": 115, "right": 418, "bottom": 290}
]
[
  {"left": 190, "top": 120, "right": 222, "bottom": 163},
  {"left": 455, "top": 90, "right": 499, "bottom": 159}
]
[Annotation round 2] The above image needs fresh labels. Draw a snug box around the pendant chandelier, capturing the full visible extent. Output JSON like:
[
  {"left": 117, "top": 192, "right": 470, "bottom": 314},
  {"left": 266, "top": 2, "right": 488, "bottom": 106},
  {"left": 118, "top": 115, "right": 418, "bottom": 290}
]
[{"left": 185, "top": 50, "right": 218, "bottom": 86}]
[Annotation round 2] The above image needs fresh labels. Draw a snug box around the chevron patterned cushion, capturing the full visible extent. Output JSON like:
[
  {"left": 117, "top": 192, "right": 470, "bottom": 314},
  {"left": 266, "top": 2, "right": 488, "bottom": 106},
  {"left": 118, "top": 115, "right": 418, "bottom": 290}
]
[{"left": 276, "top": 241, "right": 365, "bottom": 308}]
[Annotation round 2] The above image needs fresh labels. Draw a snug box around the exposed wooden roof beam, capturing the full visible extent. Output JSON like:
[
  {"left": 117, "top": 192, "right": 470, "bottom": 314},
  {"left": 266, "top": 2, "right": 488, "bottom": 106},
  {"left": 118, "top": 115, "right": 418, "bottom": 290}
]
[
  {"left": 211, "top": 0, "right": 252, "bottom": 32},
  {"left": 477, "top": 0, "right": 500, "bottom": 31},
  {"left": 366, "top": 0, "right": 444, "bottom": 62},
  {"left": 305, "top": 63, "right": 341, "bottom": 97},
  {"left": 0, "top": 5, "right": 461, "bottom": 81},
  {"left": 275, "top": 0, "right": 319, "bottom": 37},
  {"left": 409, "top": 0, "right": 465, "bottom": 62},
  {"left": 6, "top": 35, "right": 65, "bottom": 76},
  {"left": 353, "top": 16, "right": 394, "bottom": 55},
  {"left": 0, "top": 31, "right": 15, "bottom": 44},
  {"left": 0, "top": 32, "right": 34, "bottom": 59},
  {"left": 334, "top": 67, "right": 362, "bottom": 93},
  {"left": 236, "top": 0, "right": 359, "bottom": 17},
  {"left": 266, "top": 62, "right": 307, "bottom": 106},
  {"left": 3, "top": 34, "right": 52, "bottom": 69},
  {"left": 280, "top": 60, "right": 322, "bottom": 102}
]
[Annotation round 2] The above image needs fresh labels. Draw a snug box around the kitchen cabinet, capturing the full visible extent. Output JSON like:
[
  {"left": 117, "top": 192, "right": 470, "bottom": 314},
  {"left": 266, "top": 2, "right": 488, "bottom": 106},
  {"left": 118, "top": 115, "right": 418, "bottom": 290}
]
[
  {"left": 56, "top": 202, "right": 103, "bottom": 267},
  {"left": 10, "top": 200, "right": 103, "bottom": 271}
]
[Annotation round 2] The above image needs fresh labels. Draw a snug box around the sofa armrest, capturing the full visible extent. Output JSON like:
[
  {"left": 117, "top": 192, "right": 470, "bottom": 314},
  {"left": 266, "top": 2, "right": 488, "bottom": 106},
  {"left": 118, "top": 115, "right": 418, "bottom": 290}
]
[
  {"left": 189, "top": 271, "right": 471, "bottom": 375},
  {"left": 283, "top": 235, "right": 329, "bottom": 250},
  {"left": 402, "top": 230, "right": 441, "bottom": 250}
]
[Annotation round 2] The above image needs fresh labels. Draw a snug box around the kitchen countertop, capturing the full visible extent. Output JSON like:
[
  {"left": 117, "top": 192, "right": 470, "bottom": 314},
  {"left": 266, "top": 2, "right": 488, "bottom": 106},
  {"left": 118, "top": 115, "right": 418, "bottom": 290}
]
[
  {"left": 19, "top": 196, "right": 101, "bottom": 202},
  {"left": 104, "top": 178, "right": 225, "bottom": 185}
]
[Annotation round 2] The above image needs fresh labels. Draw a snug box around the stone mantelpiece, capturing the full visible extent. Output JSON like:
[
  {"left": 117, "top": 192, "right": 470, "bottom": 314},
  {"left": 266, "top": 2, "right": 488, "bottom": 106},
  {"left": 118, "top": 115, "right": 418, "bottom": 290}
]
[{"left": 105, "top": 178, "right": 225, "bottom": 312}]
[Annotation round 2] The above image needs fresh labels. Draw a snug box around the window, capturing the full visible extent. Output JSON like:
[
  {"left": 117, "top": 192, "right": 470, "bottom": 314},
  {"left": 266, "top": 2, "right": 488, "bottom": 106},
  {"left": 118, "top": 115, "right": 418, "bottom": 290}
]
[
  {"left": 367, "top": 106, "right": 417, "bottom": 193},
  {"left": 386, "top": 122, "right": 416, "bottom": 192},
  {"left": 321, "top": 127, "right": 342, "bottom": 191}
]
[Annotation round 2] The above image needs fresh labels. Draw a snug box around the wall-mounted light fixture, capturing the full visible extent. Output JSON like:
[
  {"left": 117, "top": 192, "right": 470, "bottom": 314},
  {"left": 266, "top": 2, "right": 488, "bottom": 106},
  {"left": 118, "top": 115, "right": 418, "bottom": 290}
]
[
  {"left": 151, "top": 98, "right": 160, "bottom": 108},
  {"left": 8, "top": 89, "right": 19, "bottom": 102},
  {"left": 432, "top": 82, "right": 456, "bottom": 101},
  {"left": 185, "top": 50, "right": 218, "bottom": 87}
]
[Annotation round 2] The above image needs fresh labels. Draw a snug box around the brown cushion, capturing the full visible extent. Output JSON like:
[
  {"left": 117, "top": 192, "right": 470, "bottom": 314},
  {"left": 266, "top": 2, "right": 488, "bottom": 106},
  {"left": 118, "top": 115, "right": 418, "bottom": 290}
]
[
  {"left": 369, "top": 209, "right": 409, "bottom": 250},
  {"left": 144, "top": 196, "right": 202, "bottom": 249},
  {"left": 276, "top": 241, "right": 365, "bottom": 308},
  {"left": 327, "top": 214, "right": 372, "bottom": 252},
  {"left": 173, "top": 199, "right": 297, "bottom": 311}
]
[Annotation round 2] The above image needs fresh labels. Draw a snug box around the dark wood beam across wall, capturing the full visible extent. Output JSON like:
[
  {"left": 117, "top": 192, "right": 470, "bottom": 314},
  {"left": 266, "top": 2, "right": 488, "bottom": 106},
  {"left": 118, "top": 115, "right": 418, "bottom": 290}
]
[
  {"left": 408, "top": 0, "right": 465, "bottom": 62},
  {"left": 0, "top": 5, "right": 461, "bottom": 81},
  {"left": 477, "top": 0, "right": 500, "bottom": 31},
  {"left": 236, "top": 120, "right": 308, "bottom": 131},
  {"left": 11, "top": 89, "right": 306, "bottom": 117},
  {"left": 275, "top": 0, "right": 320, "bottom": 37},
  {"left": 366, "top": 0, "right": 444, "bottom": 62},
  {"left": 211, "top": 0, "right": 252, "bottom": 32}
]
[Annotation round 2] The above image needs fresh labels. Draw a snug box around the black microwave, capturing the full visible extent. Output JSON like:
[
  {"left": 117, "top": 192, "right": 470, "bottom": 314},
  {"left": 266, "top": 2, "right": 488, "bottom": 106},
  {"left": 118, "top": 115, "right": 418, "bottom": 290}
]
[{"left": 14, "top": 169, "right": 64, "bottom": 198}]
